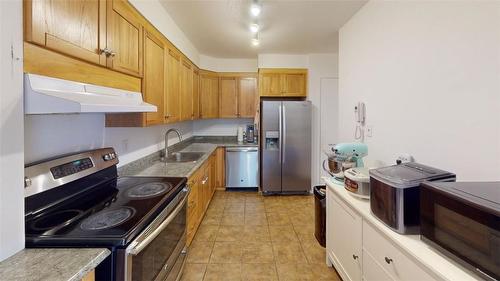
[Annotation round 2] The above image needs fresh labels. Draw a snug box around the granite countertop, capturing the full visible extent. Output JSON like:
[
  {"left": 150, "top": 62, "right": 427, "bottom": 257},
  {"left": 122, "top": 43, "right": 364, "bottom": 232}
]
[
  {"left": 119, "top": 136, "right": 258, "bottom": 178},
  {"left": 0, "top": 248, "right": 110, "bottom": 281}
]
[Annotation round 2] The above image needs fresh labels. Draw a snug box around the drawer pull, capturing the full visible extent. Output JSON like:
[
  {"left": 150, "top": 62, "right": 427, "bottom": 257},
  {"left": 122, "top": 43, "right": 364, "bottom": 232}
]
[
  {"left": 352, "top": 254, "right": 359, "bottom": 260},
  {"left": 385, "top": 257, "right": 393, "bottom": 264}
]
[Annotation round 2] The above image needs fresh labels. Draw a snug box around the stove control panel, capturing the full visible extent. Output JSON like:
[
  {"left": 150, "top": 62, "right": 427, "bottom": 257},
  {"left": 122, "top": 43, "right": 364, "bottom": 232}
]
[{"left": 50, "top": 158, "right": 93, "bottom": 179}]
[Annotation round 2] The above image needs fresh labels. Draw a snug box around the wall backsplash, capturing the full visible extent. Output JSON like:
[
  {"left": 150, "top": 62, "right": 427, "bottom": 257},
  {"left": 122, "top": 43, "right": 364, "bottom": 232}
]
[
  {"left": 25, "top": 114, "right": 194, "bottom": 166},
  {"left": 193, "top": 118, "right": 254, "bottom": 136}
]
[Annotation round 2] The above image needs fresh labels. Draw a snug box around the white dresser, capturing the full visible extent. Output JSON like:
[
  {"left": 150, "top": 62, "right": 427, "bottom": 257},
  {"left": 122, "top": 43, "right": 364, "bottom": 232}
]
[{"left": 324, "top": 178, "right": 481, "bottom": 281}]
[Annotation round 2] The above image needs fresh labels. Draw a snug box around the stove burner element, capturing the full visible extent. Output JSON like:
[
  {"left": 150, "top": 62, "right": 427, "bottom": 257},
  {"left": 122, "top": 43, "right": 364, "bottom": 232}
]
[
  {"left": 80, "top": 207, "right": 135, "bottom": 231},
  {"left": 32, "top": 209, "right": 83, "bottom": 231},
  {"left": 126, "top": 182, "right": 171, "bottom": 199}
]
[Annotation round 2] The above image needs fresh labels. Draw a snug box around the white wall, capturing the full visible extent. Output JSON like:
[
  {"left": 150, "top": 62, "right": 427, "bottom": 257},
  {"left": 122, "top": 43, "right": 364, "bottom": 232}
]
[
  {"left": 25, "top": 115, "right": 193, "bottom": 167},
  {"left": 129, "top": 0, "right": 200, "bottom": 65},
  {"left": 258, "top": 54, "right": 309, "bottom": 68},
  {"left": 193, "top": 119, "right": 253, "bottom": 136},
  {"left": 0, "top": 0, "right": 24, "bottom": 261},
  {"left": 339, "top": 1, "right": 500, "bottom": 181},
  {"left": 199, "top": 55, "right": 257, "bottom": 72}
]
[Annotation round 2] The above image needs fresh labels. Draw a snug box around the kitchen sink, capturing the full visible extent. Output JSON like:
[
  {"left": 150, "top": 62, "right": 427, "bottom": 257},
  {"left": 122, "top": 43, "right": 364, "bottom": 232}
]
[{"left": 161, "top": 152, "right": 205, "bottom": 163}]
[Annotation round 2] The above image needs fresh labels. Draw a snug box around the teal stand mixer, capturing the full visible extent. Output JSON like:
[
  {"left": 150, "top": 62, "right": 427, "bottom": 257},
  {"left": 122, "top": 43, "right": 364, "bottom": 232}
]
[{"left": 323, "top": 142, "right": 368, "bottom": 180}]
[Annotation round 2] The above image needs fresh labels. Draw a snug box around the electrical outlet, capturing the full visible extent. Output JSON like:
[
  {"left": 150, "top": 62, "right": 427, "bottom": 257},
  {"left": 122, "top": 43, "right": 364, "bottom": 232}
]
[
  {"left": 122, "top": 139, "right": 129, "bottom": 152},
  {"left": 366, "top": 126, "right": 373, "bottom": 137},
  {"left": 397, "top": 153, "right": 414, "bottom": 163}
]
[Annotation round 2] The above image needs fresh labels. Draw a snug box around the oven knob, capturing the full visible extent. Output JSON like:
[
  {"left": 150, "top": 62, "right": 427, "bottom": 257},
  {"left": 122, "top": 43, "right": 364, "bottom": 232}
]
[{"left": 24, "top": 177, "right": 32, "bottom": 188}]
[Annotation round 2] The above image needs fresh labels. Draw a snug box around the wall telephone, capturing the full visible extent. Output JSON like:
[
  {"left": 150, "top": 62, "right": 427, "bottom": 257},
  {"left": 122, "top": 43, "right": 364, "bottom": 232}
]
[
  {"left": 355, "top": 102, "right": 366, "bottom": 125},
  {"left": 354, "top": 102, "right": 366, "bottom": 141}
]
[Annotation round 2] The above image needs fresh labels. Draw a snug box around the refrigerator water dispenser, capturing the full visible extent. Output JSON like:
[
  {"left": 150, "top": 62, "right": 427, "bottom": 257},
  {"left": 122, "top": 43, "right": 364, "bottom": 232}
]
[{"left": 265, "top": 131, "right": 280, "bottom": 150}]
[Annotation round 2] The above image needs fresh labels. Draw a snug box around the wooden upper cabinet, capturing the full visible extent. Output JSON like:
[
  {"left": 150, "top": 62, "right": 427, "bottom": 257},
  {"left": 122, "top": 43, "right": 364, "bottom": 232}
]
[
  {"left": 200, "top": 73, "right": 219, "bottom": 119},
  {"left": 24, "top": 0, "right": 107, "bottom": 66},
  {"left": 180, "top": 58, "right": 193, "bottom": 121},
  {"left": 166, "top": 48, "right": 181, "bottom": 123},
  {"left": 259, "top": 69, "right": 308, "bottom": 97},
  {"left": 219, "top": 77, "right": 238, "bottom": 118},
  {"left": 259, "top": 73, "right": 281, "bottom": 97},
  {"left": 106, "top": 0, "right": 143, "bottom": 77},
  {"left": 143, "top": 30, "right": 165, "bottom": 126},
  {"left": 192, "top": 68, "right": 200, "bottom": 119},
  {"left": 238, "top": 77, "right": 258, "bottom": 118},
  {"left": 283, "top": 73, "right": 306, "bottom": 96}
]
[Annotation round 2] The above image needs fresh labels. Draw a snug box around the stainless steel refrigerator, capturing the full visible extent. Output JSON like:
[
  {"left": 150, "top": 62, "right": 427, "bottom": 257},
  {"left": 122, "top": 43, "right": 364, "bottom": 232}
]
[{"left": 261, "top": 100, "right": 311, "bottom": 194}]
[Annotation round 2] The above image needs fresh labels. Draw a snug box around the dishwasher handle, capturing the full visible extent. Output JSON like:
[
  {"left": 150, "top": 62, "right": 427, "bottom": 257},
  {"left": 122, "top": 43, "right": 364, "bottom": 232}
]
[{"left": 226, "top": 147, "right": 258, "bottom": 152}]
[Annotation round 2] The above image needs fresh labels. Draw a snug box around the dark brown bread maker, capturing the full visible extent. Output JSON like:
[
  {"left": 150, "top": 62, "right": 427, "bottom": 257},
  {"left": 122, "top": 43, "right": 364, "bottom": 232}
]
[{"left": 369, "top": 162, "right": 455, "bottom": 234}]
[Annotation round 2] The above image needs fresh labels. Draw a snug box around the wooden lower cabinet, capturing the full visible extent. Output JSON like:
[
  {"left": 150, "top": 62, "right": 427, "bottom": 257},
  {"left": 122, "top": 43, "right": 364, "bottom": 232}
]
[
  {"left": 186, "top": 150, "right": 218, "bottom": 246},
  {"left": 81, "top": 270, "right": 95, "bottom": 281},
  {"left": 215, "top": 147, "right": 225, "bottom": 190}
]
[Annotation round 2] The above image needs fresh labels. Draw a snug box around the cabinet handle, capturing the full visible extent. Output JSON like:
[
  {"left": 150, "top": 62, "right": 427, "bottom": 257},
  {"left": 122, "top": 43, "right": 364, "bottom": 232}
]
[
  {"left": 384, "top": 257, "right": 393, "bottom": 264},
  {"left": 201, "top": 176, "right": 209, "bottom": 185},
  {"left": 100, "top": 48, "right": 116, "bottom": 57},
  {"left": 352, "top": 254, "right": 358, "bottom": 260}
]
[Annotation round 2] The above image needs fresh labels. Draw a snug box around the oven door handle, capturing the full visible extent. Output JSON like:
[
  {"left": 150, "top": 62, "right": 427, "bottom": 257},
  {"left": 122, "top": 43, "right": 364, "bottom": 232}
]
[{"left": 126, "top": 189, "right": 188, "bottom": 255}]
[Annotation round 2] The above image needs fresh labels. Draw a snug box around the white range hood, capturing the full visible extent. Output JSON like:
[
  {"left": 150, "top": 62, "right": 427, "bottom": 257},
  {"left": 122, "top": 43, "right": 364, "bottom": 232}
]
[{"left": 24, "top": 73, "right": 157, "bottom": 114}]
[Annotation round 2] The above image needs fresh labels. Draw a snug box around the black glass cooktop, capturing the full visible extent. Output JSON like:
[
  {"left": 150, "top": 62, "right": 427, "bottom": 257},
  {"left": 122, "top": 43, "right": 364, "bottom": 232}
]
[{"left": 25, "top": 175, "right": 186, "bottom": 247}]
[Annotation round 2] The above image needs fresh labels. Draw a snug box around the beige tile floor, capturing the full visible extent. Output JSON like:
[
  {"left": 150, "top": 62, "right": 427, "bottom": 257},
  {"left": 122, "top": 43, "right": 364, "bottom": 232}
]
[{"left": 181, "top": 191, "right": 342, "bottom": 281}]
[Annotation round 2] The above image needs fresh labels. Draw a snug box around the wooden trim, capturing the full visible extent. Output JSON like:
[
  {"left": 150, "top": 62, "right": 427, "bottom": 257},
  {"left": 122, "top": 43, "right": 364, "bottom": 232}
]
[
  {"left": 258, "top": 68, "right": 308, "bottom": 74},
  {"left": 217, "top": 72, "right": 257, "bottom": 78},
  {"left": 24, "top": 42, "right": 141, "bottom": 92}
]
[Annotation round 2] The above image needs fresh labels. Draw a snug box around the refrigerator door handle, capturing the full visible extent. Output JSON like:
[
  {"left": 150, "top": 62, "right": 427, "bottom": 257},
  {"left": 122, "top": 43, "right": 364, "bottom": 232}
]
[
  {"left": 282, "top": 104, "right": 286, "bottom": 163},
  {"left": 278, "top": 104, "right": 282, "bottom": 164}
]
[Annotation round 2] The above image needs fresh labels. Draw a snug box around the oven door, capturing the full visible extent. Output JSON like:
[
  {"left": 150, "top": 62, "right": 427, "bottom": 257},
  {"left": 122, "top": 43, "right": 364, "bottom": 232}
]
[{"left": 119, "top": 187, "right": 188, "bottom": 281}]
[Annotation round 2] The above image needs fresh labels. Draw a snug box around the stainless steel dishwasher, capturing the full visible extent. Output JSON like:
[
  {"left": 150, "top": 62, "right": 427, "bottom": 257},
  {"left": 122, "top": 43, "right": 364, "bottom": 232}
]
[{"left": 225, "top": 147, "right": 259, "bottom": 188}]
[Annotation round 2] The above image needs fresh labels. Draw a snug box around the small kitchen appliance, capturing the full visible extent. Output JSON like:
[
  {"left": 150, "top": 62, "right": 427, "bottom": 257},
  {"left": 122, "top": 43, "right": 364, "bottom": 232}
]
[
  {"left": 322, "top": 142, "right": 367, "bottom": 180},
  {"left": 24, "top": 148, "right": 188, "bottom": 281},
  {"left": 246, "top": 124, "right": 255, "bottom": 143},
  {"left": 369, "top": 162, "right": 455, "bottom": 234},
  {"left": 344, "top": 167, "right": 370, "bottom": 199},
  {"left": 420, "top": 181, "right": 499, "bottom": 281}
]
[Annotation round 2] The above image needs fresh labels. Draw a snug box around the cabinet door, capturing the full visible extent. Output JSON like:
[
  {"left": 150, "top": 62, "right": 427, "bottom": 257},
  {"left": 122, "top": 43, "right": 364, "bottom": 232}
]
[
  {"left": 238, "top": 77, "right": 258, "bottom": 118},
  {"left": 219, "top": 77, "right": 238, "bottom": 118},
  {"left": 166, "top": 48, "right": 181, "bottom": 123},
  {"left": 283, "top": 73, "right": 306, "bottom": 97},
  {"left": 259, "top": 73, "right": 281, "bottom": 96},
  {"left": 187, "top": 177, "right": 199, "bottom": 246},
  {"left": 25, "top": 0, "right": 106, "bottom": 66},
  {"left": 192, "top": 68, "right": 200, "bottom": 119},
  {"left": 215, "top": 147, "right": 225, "bottom": 189},
  {"left": 107, "top": 0, "right": 143, "bottom": 77},
  {"left": 363, "top": 250, "right": 395, "bottom": 281},
  {"left": 210, "top": 153, "right": 217, "bottom": 196},
  {"left": 327, "top": 190, "right": 362, "bottom": 281},
  {"left": 143, "top": 30, "right": 165, "bottom": 126},
  {"left": 180, "top": 59, "right": 193, "bottom": 121},
  {"left": 200, "top": 75, "right": 218, "bottom": 119}
]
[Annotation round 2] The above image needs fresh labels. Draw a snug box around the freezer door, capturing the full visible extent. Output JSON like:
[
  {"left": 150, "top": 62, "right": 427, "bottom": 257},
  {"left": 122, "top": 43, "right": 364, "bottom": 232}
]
[
  {"left": 281, "top": 101, "right": 311, "bottom": 193},
  {"left": 261, "top": 101, "right": 282, "bottom": 193}
]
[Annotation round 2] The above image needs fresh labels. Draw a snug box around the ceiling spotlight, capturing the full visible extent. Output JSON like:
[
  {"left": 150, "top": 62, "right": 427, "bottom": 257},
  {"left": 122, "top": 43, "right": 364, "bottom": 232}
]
[
  {"left": 250, "top": 23, "right": 259, "bottom": 33},
  {"left": 251, "top": 38, "right": 260, "bottom": 47},
  {"left": 250, "top": 3, "right": 261, "bottom": 17}
]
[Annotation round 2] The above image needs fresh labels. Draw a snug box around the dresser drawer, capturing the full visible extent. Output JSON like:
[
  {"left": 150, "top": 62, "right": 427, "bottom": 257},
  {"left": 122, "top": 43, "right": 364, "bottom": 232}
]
[{"left": 363, "top": 221, "right": 436, "bottom": 281}]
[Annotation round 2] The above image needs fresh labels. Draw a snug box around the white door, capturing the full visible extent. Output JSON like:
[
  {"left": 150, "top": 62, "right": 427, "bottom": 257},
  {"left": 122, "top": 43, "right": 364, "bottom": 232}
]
[{"left": 319, "top": 78, "right": 339, "bottom": 181}]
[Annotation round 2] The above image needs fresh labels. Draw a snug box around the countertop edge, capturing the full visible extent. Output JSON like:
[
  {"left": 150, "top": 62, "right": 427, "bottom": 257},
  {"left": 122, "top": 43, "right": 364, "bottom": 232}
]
[
  {"left": 324, "top": 177, "right": 480, "bottom": 281},
  {"left": 68, "top": 248, "right": 110, "bottom": 281}
]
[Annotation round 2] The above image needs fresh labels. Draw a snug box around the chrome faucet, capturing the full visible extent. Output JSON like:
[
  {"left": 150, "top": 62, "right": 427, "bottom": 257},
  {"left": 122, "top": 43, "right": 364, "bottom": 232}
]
[{"left": 164, "top": 128, "right": 182, "bottom": 157}]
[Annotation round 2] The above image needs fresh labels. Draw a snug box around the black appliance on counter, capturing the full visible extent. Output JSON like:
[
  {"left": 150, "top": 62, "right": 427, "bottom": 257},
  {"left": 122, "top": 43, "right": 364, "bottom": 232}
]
[
  {"left": 420, "top": 181, "right": 500, "bottom": 281},
  {"left": 24, "top": 148, "right": 188, "bottom": 281},
  {"left": 369, "top": 162, "right": 455, "bottom": 234}
]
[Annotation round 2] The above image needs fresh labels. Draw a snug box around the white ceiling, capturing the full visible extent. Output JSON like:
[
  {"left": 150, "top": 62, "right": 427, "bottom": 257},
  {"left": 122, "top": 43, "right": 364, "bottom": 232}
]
[{"left": 160, "top": 0, "right": 367, "bottom": 58}]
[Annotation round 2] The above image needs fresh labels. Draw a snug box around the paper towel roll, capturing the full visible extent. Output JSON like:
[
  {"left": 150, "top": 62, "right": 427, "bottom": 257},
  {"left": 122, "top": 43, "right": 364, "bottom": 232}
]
[{"left": 237, "top": 127, "right": 244, "bottom": 142}]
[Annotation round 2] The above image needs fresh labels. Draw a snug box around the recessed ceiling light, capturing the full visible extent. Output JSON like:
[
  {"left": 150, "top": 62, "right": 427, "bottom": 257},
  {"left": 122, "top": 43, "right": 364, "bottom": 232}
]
[
  {"left": 251, "top": 38, "right": 260, "bottom": 47},
  {"left": 250, "top": 23, "right": 259, "bottom": 33},
  {"left": 250, "top": 4, "right": 261, "bottom": 17}
]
